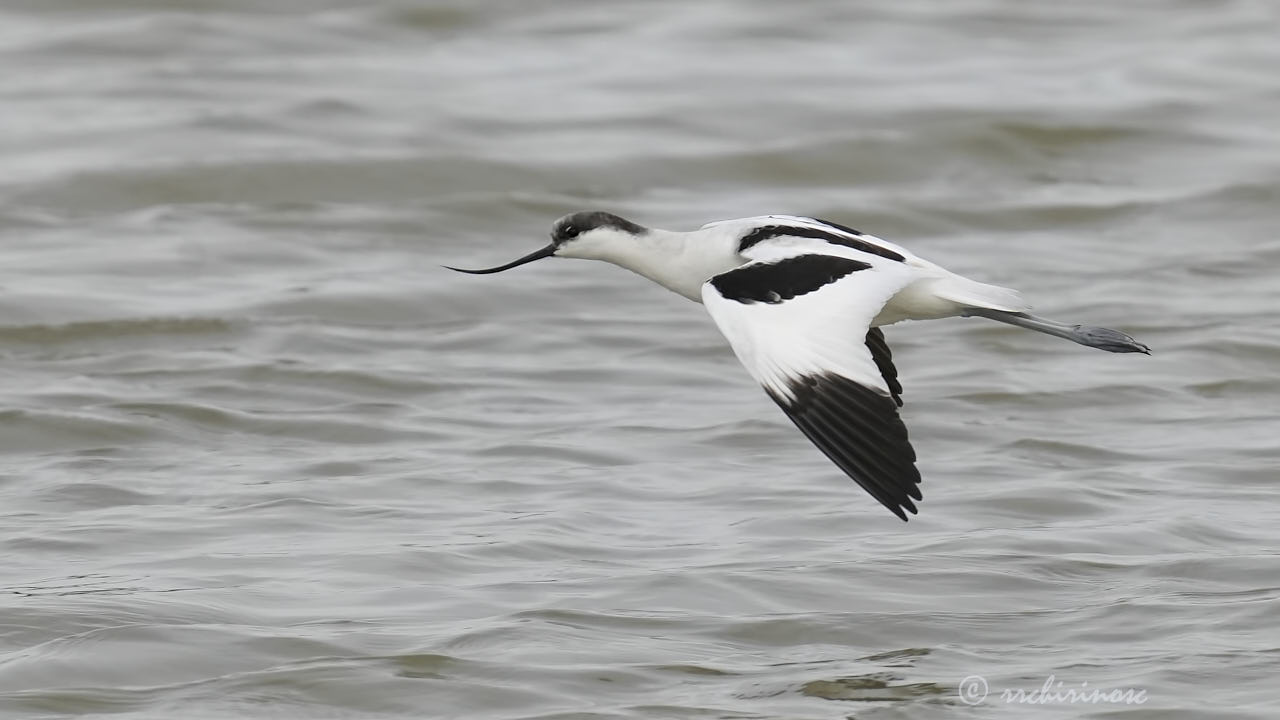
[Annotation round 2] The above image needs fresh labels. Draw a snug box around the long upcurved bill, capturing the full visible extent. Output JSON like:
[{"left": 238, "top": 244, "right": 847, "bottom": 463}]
[{"left": 444, "top": 243, "right": 557, "bottom": 274}]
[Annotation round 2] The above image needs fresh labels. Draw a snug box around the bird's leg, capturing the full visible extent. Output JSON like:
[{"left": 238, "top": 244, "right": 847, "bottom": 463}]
[{"left": 962, "top": 308, "right": 1150, "bottom": 354}]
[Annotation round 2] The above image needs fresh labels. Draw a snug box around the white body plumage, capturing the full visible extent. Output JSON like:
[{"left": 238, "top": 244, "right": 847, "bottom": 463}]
[{"left": 559, "top": 214, "right": 1028, "bottom": 323}]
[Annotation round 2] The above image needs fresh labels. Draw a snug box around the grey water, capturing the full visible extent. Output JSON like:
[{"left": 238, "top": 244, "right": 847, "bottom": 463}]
[{"left": 2, "top": 1, "right": 1279, "bottom": 718}]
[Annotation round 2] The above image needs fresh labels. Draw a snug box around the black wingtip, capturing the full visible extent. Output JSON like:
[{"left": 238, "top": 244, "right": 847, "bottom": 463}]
[
  {"left": 768, "top": 372, "right": 923, "bottom": 522},
  {"left": 899, "top": 495, "right": 921, "bottom": 520},
  {"left": 891, "top": 502, "right": 920, "bottom": 522}
]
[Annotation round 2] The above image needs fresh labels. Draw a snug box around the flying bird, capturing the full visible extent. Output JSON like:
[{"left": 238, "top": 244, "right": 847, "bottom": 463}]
[{"left": 447, "top": 212, "right": 1149, "bottom": 521}]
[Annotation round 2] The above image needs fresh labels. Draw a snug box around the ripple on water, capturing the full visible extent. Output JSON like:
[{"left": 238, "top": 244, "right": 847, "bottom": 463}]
[
  {"left": 0, "top": 408, "right": 165, "bottom": 454},
  {"left": 0, "top": 316, "right": 237, "bottom": 345}
]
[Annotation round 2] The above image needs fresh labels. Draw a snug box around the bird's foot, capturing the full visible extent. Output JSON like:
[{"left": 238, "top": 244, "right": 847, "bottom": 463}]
[{"left": 1071, "top": 325, "right": 1151, "bottom": 354}]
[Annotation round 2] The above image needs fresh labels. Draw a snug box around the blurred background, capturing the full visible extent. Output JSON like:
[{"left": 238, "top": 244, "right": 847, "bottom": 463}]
[{"left": 1, "top": 1, "right": 1277, "bottom": 718}]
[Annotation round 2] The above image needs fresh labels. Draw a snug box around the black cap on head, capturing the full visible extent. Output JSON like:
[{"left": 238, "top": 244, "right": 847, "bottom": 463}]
[{"left": 551, "top": 211, "right": 646, "bottom": 244}]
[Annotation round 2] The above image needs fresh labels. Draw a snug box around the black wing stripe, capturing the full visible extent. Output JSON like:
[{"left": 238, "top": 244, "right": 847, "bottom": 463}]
[
  {"left": 766, "top": 372, "right": 921, "bottom": 521},
  {"left": 737, "top": 224, "right": 906, "bottom": 263},
  {"left": 810, "top": 217, "right": 865, "bottom": 236},
  {"left": 865, "top": 327, "right": 903, "bottom": 407},
  {"left": 710, "top": 255, "right": 870, "bottom": 305}
]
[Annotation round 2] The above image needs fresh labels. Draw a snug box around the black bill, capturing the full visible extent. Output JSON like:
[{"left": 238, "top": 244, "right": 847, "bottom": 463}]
[{"left": 444, "top": 243, "right": 557, "bottom": 274}]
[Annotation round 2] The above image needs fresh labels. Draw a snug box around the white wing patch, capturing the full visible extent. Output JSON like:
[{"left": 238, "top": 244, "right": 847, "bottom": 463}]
[{"left": 702, "top": 246, "right": 914, "bottom": 403}]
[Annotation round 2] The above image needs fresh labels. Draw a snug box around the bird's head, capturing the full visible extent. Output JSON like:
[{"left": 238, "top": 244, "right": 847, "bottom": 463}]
[{"left": 445, "top": 211, "right": 648, "bottom": 274}]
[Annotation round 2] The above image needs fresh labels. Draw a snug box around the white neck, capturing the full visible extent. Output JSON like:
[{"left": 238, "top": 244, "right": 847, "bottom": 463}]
[{"left": 569, "top": 227, "right": 743, "bottom": 303}]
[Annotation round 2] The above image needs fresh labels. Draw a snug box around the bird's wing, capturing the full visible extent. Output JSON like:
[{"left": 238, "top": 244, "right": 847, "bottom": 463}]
[
  {"left": 702, "top": 215, "right": 915, "bottom": 263},
  {"left": 865, "top": 327, "right": 903, "bottom": 408},
  {"left": 701, "top": 246, "right": 922, "bottom": 520}
]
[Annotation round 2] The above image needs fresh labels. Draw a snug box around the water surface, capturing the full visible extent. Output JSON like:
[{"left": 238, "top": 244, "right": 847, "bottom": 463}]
[{"left": 2, "top": 1, "right": 1279, "bottom": 718}]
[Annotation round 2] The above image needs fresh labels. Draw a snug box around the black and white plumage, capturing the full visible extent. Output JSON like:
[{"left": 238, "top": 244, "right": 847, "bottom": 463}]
[{"left": 448, "top": 212, "right": 1150, "bottom": 521}]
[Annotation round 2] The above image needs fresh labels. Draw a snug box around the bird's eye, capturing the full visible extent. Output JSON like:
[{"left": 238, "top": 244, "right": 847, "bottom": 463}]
[{"left": 562, "top": 224, "right": 578, "bottom": 238}]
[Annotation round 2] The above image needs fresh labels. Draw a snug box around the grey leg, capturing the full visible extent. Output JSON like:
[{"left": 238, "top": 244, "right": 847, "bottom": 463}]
[{"left": 962, "top": 308, "right": 1151, "bottom": 354}]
